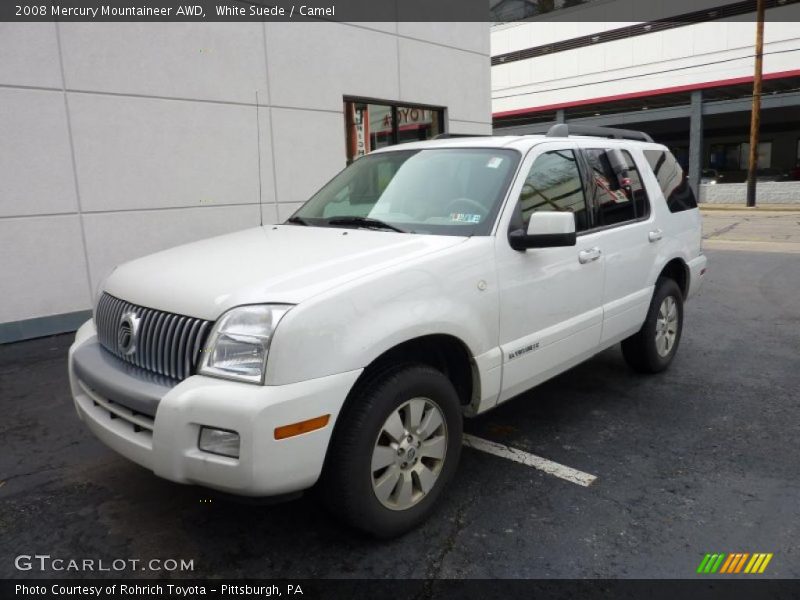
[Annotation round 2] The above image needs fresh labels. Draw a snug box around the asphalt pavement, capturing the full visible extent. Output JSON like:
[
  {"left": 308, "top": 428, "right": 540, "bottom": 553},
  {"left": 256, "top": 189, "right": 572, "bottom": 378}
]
[{"left": 1, "top": 246, "right": 798, "bottom": 579}]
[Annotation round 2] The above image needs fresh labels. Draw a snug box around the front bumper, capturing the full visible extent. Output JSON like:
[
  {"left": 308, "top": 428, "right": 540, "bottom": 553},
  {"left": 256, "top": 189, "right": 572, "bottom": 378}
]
[{"left": 68, "top": 320, "right": 362, "bottom": 496}]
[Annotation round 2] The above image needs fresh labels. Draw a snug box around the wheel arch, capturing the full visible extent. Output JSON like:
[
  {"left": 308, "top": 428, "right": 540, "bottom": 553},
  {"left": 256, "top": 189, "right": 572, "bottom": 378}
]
[
  {"left": 658, "top": 257, "right": 690, "bottom": 298},
  {"left": 347, "top": 333, "right": 479, "bottom": 409}
]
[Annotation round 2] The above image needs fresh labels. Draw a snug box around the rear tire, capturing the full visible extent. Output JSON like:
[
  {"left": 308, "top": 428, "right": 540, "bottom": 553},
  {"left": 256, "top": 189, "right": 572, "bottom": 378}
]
[
  {"left": 321, "top": 363, "right": 462, "bottom": 538},
  {"left": 622, "top": 277, "right": 684, "bottom": 374}
]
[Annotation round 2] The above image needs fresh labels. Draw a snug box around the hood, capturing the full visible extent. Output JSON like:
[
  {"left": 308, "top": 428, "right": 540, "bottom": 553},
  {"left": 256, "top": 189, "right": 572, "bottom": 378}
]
[{"left": 102, "top": 225, "right": 467, "bottom": 320}]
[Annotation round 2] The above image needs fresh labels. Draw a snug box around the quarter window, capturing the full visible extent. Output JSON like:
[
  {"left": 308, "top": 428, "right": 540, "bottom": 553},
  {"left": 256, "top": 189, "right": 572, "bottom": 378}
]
[
  {"left": 517, "top": 149, "right": 589, "bottom": 232},
  {"left": 584, "top": 148, "right": 649, "bottom": 226},
  {"left": 643, "top": 150, "right": 698, "bottom": 213}
]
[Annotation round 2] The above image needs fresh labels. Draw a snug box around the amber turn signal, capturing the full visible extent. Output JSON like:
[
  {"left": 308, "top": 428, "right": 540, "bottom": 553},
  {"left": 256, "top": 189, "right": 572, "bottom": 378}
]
[{"left": 274, "top": 414, "right": 331, "bottom": 440}]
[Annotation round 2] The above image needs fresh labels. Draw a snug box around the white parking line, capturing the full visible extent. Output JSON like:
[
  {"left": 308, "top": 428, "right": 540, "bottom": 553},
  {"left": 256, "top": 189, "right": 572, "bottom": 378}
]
[{"left": 463, "top": 434, "right": 597, "bottom": 487}]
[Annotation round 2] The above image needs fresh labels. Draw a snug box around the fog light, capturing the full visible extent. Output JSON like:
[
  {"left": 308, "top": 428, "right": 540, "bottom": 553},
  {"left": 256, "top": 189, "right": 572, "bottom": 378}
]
[{"left": 198, "top": 427, "right": 240, "bottom": 458}]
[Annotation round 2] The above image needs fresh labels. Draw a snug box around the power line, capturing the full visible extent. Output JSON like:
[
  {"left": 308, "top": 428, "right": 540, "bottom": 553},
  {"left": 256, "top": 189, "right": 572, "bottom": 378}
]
[{"left": 492, "top": 47, "right": 800, "bottom": 102}]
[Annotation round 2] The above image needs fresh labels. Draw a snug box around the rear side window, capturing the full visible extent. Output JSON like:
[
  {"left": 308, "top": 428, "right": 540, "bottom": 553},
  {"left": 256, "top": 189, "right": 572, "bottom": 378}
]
[
  {"left": 643, "top": 150, "right": 698, "bottom": 213},
  {"left": 620, "top": 150, "right": 650, "bottom": 220},
  {"left": 584, "top": 148, "right": 649, "bottom": 227}
]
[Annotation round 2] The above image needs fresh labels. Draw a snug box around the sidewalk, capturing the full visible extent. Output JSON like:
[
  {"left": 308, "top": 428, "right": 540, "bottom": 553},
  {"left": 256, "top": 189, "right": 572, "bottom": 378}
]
[{"left": 701, "top": 205, "right": 800, "bottom": 254}]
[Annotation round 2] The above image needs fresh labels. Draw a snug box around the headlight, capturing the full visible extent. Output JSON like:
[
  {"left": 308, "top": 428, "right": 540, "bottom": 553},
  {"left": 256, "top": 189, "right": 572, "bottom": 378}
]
[{"left": 199, "top": 304, "right": 292, "bottom": 383}]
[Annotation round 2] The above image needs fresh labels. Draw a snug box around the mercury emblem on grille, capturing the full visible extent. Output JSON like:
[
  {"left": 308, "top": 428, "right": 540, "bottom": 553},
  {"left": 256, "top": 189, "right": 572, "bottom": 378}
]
[{"left": 118, "top": 311, "right": 141, "bottom": 356}]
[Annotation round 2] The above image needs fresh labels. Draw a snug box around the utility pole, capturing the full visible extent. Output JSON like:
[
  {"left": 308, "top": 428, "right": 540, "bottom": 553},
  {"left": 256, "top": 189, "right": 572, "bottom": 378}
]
[{"left": 746, "top": 0, "right": 765, "bottom": 207}]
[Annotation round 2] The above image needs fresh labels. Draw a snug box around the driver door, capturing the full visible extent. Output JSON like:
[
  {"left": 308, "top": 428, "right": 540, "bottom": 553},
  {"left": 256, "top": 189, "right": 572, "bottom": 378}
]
[{"left": 495, "top": 143, "right": 605, "bottom": 403}]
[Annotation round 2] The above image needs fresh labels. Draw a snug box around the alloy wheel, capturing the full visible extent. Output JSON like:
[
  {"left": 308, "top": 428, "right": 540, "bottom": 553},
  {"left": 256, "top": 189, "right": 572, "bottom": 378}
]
[
  {"left": 370, "top": 397, "right": 448, "bottom": 511},
  {"left": 655, "top": 295, "right": 679, "bottom": 357}
]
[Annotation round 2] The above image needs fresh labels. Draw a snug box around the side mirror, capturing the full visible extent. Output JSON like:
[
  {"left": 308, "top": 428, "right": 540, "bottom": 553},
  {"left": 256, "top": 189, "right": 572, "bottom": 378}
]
[{"left": 509, "top": 212, "right": 577, "bottom": 251}]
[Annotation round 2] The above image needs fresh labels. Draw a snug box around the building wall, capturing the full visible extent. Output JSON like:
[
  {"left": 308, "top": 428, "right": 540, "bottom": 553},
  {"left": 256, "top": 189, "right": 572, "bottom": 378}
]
[
  {"left": 0, "top": 22, "right": 491, "bottom": 341},
  {"left": 700, "top": 181, "right": 800, "bottom": 204},
  {"left": 491, "top": 2, "right": 800, "bottom": 115}
]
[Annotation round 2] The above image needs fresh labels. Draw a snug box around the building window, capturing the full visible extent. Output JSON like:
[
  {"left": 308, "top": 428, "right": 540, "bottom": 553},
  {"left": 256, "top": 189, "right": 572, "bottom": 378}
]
[
  {"left": 344, "top": 99, "right": 444, "bottom": 164},
  {"left": 795, "top": 139, "right": 800, "bottom": 180},
  {"left": 709, "top": 143, "right": 741, "bottom": 171},
  {"left": 709, "top": 142, "right": 772, "bottom": 171},
  {"left": 740, "top": 142, "right": 772, "bottom": 169},
  {"left": 491, "top": 0, "right": 594, "bottom": 24}
]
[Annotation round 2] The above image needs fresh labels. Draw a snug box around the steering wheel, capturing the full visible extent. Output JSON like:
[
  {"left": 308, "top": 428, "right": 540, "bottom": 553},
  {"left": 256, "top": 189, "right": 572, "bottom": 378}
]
[{"left": 444, "top": 197, "right": 488, "bottom": 219}]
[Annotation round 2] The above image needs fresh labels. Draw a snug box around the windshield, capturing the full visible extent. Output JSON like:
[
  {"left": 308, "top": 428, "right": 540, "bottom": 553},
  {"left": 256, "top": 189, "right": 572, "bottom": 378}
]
[{"left": 290, "top": 148, "right": 520, "bottom": 235}]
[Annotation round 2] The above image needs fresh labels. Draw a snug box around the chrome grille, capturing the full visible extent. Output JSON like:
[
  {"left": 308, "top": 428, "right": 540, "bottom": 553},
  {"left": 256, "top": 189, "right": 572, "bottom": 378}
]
[{"left": 95, "top": 293, "right": 212, "bottom": 381}]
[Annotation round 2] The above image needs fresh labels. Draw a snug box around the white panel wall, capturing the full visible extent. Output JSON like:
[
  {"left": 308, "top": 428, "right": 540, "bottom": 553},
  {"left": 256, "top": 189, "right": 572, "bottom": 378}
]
[
  {"left": 270, "top": 107, "right": 346, "bottom": 206},
  {"left": 0, "top": 22, "right": 491, "bottom": 334},
  {"left": 0, "top": 23, "right": 62, "bottom": 88},
  {"left": 265, "top": 22, "right": 400, "bottom": 112},
  {"left": 491, "top": 3, "right": 800, "bottom": 115},
  {"left": 67, "top": 94, "right": 264, "bottom": 213},
  {"left": 0, "top": 88, "right": 77, "bottom": 217},
  {"left": 0, "top": 216, "right": 91, "bottom": 323},
  {"left": 59, "top": 23, "right": 269, "bottom": 103},
  {"left": 399, "top": 37, "right": 492, "bottom": 123}
]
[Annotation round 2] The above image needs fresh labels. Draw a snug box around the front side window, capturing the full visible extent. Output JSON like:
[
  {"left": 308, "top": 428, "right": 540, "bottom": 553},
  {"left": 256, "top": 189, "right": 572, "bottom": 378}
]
[
  {"left": 516, "top": 149, "right": 589, "bottom": 232},
  {"left": 584, "top": 148, "right": 649, "bottom": 226},
  {"left": 291, "top": 149, "right": 520, "bottom": 236}
]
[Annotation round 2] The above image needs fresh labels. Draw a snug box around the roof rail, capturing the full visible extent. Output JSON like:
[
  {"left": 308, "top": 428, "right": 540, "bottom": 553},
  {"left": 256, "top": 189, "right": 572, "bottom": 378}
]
[{"left": 546, "top": 123, "right": 653, "bottom": 143}]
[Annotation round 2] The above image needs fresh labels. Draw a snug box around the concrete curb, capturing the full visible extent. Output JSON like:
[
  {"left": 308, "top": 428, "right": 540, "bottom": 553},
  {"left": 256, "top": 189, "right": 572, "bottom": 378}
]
[{"left": 699, "top": 204, "right": 800, "bottom": 212}]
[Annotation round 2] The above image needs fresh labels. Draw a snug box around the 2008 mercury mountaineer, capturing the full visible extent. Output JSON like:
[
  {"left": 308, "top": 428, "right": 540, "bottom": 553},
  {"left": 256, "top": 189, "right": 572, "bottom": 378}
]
[{"left": 69, "top": 125, "right": 707, "bottom": 537}]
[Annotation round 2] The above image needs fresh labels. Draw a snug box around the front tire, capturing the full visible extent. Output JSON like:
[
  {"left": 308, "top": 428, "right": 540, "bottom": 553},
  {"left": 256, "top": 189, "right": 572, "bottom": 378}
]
[
  {"left": 321, "top": 364, "right": 462, "bottom": 538},
  {"left": 622, "top": 277, "right": 684, "bottom": 373}
]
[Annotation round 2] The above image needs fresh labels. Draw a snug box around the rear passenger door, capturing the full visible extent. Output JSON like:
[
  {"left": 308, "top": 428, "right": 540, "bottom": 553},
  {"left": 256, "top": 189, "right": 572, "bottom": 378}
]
[{"left": 580, "top": 146, "right": 658, "bottom": 345}]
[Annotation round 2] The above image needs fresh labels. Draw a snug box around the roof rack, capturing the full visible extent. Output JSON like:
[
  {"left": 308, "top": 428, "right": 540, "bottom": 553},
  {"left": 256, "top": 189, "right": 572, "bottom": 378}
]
[{"left": 546, "top": 124, "right": 653, "bottom": 143}]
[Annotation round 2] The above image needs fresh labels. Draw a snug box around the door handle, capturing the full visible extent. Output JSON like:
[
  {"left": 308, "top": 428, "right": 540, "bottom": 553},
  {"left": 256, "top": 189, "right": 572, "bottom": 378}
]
[
  {"left": 578, "top": 247, "right": 602, "bottom": 264},
  {"left": 648, "top": 229, "right": 663, "bottom": 243}
]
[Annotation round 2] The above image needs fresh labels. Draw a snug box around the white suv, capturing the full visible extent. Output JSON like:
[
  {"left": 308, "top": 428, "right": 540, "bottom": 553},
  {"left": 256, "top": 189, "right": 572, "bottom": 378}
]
[{"left": 68, "top": 125, "right": 706, "bottom": 537}]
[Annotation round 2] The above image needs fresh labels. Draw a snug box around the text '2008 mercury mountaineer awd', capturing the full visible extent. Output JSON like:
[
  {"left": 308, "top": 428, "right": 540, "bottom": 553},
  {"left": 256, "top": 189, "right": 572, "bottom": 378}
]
[{"left": 69, "top": 125, "right": 706, "bottom": 537}]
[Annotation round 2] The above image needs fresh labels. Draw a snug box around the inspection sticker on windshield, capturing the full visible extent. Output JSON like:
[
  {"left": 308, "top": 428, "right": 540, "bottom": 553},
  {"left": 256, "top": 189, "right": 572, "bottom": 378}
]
[
  {"left": 450, "top": 213, "right": 482, "bottom": 223},
  {"left": 486, "top": 156, "right": 504, "bottom": 169}
]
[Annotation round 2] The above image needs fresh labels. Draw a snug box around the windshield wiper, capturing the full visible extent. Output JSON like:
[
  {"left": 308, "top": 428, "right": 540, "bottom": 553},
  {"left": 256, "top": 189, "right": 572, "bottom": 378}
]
[
  {"left": 326, "top": 216, "right": 407, "bottom": 233},
  {"left": 286, "top": 216, "right": 310, "bottom": 226}
]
